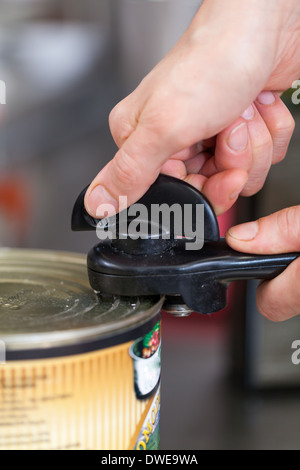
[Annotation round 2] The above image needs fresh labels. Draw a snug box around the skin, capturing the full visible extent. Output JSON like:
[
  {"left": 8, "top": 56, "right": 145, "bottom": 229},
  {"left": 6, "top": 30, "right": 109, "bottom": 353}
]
[
  {"left": 226, "top": 207, "right": 300, "bottom": 322},
  {"left": 84, "top": 0, "right": 300, "bottom": 321}
]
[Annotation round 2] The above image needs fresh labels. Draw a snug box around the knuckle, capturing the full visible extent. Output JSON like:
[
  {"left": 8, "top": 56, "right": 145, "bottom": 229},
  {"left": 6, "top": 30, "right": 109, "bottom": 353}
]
[
  {"left": 273, "top": 114, "right": 295, "bottom": 137},
  {"left": 109, "top": 102, "right": 122, "bottom": 128},
  {"left": 276, "top": 206, "right": 300, "bottom": 243},
  {"left": 140, "top": 104, "right": 174, "bottom": 139},
  {"left": 273, "top": 149, "right": 287, "bottom": 164},
  {"left": 109, "top": 101, "right": 135, "bottom": 145},
  {"left": 256, "top": 283, "right": 284, "bottom": 322},
  {"left": 291, "top": 257, "right": 300, "bottom": 280},
  {"left": 271, "top": 115, "right": 295, "bottom": 163},
  {"left": 112, "top": 151, "right": 141, "bottom": 189},
  {"left": 252, "top": 133, "right": 273, "bottom": 154},
  {"left": 241, "top": 177, "right": 266, "bottom": 197}
]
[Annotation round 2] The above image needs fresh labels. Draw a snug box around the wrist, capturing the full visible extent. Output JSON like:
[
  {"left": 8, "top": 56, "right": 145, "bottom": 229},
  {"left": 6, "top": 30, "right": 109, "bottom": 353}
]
[
  {"left": 194, "top": 0, "right": 296, "bottom": 26},
  {"left": 184, "top": 0, "right": 298, "bottom": 88},
  {"left": 191, "top": 0, "right": 286, "bottom": 37}
]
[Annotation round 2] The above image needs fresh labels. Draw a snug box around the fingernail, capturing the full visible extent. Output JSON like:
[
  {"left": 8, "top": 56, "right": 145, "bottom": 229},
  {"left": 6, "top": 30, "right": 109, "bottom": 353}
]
[
  {"left": 227, "top": 123, "right": 248, "bottom": 152},
  {"left": 257, "top": 91, "right": 275, "bottom": 105},
  {"left": 241, "top": 104, "right": 255, "bottom": 120},
  {"left": 85, "top": 185, "right": 118, "bottom": 218},
  {"left": 228, "top": 221, "right": 258, "bottom": 241}
]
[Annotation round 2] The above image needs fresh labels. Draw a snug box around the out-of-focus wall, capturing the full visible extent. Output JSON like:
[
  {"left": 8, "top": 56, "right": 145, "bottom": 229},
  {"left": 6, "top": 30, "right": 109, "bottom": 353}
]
[
  {"left": 116, "top": 0, "right": 202, "bottom": 94},
  {"left": 0, "top": 0, "right": 118, "bottom": 250}
]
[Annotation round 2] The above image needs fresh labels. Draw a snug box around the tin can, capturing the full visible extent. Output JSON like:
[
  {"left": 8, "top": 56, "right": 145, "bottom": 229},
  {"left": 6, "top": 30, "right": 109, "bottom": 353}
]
[{"left": 0, "top": 249, "right": 163, "bottom": 450}]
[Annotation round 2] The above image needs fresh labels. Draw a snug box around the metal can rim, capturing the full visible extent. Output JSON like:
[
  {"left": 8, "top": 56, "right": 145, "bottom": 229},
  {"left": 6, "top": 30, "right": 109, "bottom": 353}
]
[{"left": 0, "top": 248, "right": 164, "bottom": 358}]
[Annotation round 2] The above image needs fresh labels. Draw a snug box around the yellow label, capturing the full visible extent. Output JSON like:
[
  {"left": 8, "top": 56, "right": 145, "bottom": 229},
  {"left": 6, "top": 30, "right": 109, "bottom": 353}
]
[
  {"left": 134, "top": 386, "right": 160, "bottom": 450},
  {"left": 0, "top": 331, "right": 161, "bottom": 450}
]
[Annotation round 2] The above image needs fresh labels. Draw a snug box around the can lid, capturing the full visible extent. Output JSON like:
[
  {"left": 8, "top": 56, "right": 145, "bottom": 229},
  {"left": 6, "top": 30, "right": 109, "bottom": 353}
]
[{"left": 0, "top": 249, "right": 163, "bottom": 355}]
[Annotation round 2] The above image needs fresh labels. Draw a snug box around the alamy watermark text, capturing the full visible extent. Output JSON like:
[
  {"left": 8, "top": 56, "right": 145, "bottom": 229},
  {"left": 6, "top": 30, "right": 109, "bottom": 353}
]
[{"left": 95, "top": 197, "right": 205, "bottom": 251}]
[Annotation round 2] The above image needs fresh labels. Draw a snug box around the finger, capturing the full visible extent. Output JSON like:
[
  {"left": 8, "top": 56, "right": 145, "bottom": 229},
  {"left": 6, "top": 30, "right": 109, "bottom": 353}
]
[
  {"left": 226, "top": 206, "right": 300, "bottom": 321},
  {"left": 167, "top": 137, "right": 216, "bottom": 162},
  {"left": 206, "top": 104, "right": 273, "bottom": 196},
  {"left": 162, "top": 152, "right": 211, "bottom": 178},
  {"left": 226, "top": 206, "right": 300, "bottom": 254},
  {"left": 201, "top": 118, "right": 252, "bottom": 178},
  {"left": 185, "top": 152, "right": 211, "bottom": 174},
  {"left": 161, "top": 165, "right": 248, "bottom": 215},
  {"left": 255, "top": 91, "right": 295, "bottom": 164},
  {"left": 185, "top": 168, "right": 248, "bottom": 216},
  {"left": 256, "top": 259, "right": 300, "bottom": 321},
  {"left": 109, "top": 94, "right": 140, "bottom": 149},
  {"left": 160, "top": 159, "right": 187, "bottom": 179},
  {"left": 84, "top": 121, "right": 186, "bottom": 217},
  {"left": 143, "top": 159, "right": 248, "bottom": 216},
  {"left": 168, "top": 143, "right": 204, "bottom": 161},
  {"left": 240, "top": 103, "right": 273, "bottom": 196}
]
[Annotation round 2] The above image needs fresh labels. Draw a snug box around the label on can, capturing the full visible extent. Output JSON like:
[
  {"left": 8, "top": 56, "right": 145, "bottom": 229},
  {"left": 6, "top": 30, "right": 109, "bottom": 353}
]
[
  {"left": 0, "top": 319, "right": 161, "bottom": 450},
  {"left": 134, "top": 385, "right": 160, "bottom": 450}
]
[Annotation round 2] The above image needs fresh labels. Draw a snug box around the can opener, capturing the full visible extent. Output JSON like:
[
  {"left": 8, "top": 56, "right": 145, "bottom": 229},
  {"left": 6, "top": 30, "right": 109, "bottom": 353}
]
[{"left": 72, "top": 175, "right": 299, "bottom": 316}]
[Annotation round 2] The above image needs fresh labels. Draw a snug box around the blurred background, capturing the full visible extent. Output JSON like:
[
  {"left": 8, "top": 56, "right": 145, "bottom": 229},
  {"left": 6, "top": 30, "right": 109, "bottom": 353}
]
[{"left": 0, "top": 0, "right": 300, "bottom": 450}]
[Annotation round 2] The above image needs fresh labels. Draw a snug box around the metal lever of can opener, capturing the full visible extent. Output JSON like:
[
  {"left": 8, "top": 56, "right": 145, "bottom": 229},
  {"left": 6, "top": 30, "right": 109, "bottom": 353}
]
[{"left": 72, "top": 174, "right": 299, "bottom": 316}]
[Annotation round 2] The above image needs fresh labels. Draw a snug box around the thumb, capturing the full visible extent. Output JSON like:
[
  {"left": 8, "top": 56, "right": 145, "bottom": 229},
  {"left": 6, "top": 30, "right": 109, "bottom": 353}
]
[
  {"left": 84, "top": 125, "right": 171, "bottom": 218},
  {"left": 226, "top": 206, "right": 300, "bottom": 254},
  {"left": 226, "top": 206, "right": 300, "bottom": 321}
]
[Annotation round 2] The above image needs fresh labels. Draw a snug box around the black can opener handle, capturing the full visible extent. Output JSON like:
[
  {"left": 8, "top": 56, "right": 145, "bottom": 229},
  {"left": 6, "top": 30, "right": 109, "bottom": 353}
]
[{"left": 72, "top": 175, "right": 299, "bottom": 314}]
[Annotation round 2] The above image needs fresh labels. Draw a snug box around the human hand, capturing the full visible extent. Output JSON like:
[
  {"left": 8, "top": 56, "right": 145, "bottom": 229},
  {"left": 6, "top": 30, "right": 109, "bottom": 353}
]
[
  {"left": 226, "top": 206, "right": 300, "bottom": 321},
  {"left": 85, "top": 0, "right": 300, "bottom": 218}
]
